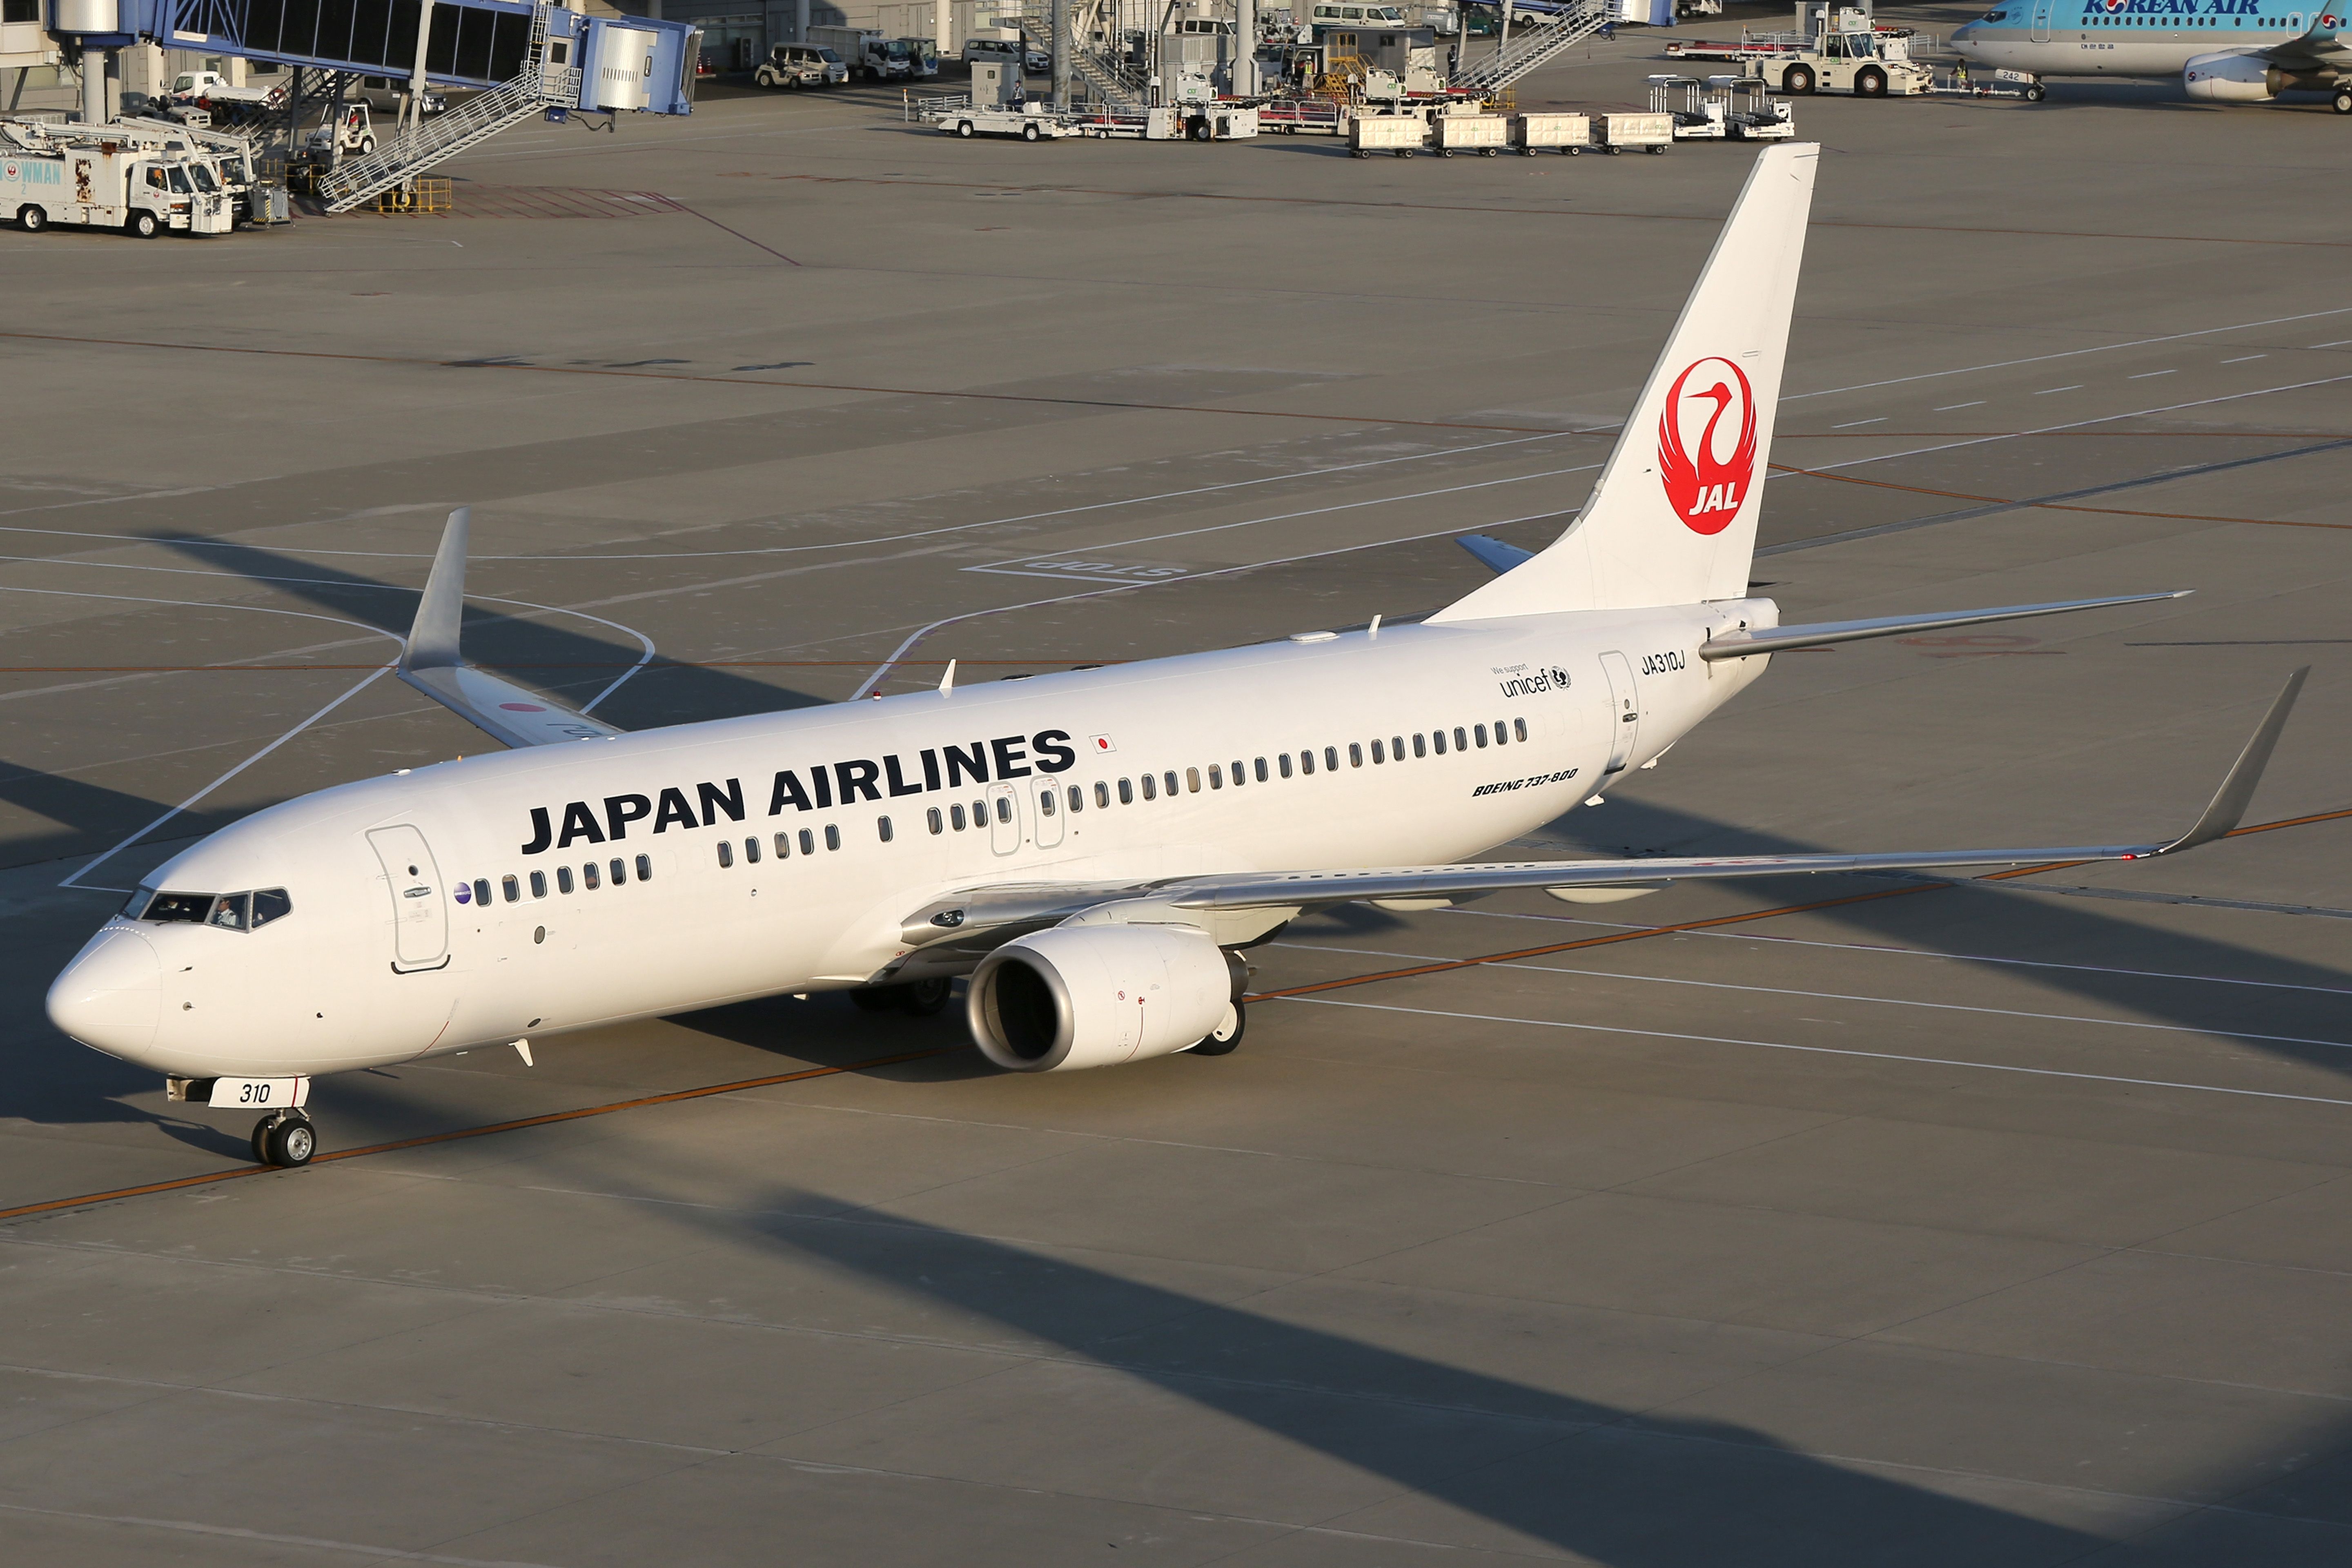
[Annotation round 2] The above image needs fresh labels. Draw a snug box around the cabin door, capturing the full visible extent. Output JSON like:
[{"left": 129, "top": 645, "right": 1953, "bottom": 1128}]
[
  {"left": 367, "top": 824, "right": 450, "bottom": 971},
  {"left": 2029, "top": 0, "right": 2056, "bottom": 41}
]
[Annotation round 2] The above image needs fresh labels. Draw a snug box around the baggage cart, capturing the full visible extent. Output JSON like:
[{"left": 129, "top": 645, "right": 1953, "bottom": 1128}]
[
  {"left": 1596, "top": 111, "right": 1672, "bottom": 153},
  {"left": 1434, "top": 111, "right": 1507, "bottom": 156},
  {"left": 1349, "top": 113, "right": 1425, "bottom": 158},
  {"left": 1512, "top": 112, "right": 1590, "bottom": 154}
]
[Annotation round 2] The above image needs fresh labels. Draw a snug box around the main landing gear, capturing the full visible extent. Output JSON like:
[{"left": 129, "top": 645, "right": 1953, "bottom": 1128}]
[
  {"left": 850, "top": 977, "right": 955, "bottom": 1017},
  {"left": 251, "top": 1109, "right": 316, "bottom": 1168},
  {"left": 1190, "top": 1000, "right": 1246, "bottom": 1057}
]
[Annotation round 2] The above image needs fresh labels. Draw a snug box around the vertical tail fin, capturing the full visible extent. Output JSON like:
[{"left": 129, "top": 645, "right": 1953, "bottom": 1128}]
[{"left": 1431, "top": 144, "right": 1818, "bottom": 622}]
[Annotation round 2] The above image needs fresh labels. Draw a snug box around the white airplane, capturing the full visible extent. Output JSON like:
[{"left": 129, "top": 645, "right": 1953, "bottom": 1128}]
[
  {"left": 47, "top": 145, "right": 2304, "bottom": 1169},
  {"left": 1951, "top": 0, "right": 2352, "bottom": 110}
]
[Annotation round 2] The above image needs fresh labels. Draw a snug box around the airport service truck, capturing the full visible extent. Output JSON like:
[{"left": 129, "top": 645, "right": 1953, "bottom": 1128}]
[
  {"left": 808, "top": 26, "right": 914, "bottom": 80},
  {"left": 2, "top": 133, "right": 233, "bottom": 236}
]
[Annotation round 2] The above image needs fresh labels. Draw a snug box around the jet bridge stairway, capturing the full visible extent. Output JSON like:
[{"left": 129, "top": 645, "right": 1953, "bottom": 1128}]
[
  {"left": 316, "top": 8, "right": 576, "bottom": 212},
  {"left": 1450, "top": 0, "right": 1615, "bottom": 97}
]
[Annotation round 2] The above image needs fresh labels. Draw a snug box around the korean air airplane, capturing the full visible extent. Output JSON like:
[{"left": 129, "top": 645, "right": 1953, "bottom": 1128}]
[
  {"left": 1952, "top": 0, "right": 2352, "bottom": 109},
  {"left": 46, "top": 145, "right": 2305, "bottom": 1170}
]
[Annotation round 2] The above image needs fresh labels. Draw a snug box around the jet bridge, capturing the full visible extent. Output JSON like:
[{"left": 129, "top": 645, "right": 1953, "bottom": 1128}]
[{"left": 43, "top": 0, "right": 698, "bottom": 209}]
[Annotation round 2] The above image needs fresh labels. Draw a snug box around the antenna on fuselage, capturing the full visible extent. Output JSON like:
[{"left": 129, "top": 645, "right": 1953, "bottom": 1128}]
[{"left": 938, "top": 658, "right": 957, "bottom": 697}]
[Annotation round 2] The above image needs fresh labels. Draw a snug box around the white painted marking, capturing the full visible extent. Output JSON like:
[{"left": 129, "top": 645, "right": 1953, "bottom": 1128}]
[
  {"left": 1931, "top": 402, "right": 1987, "bottom": 411},
  {"left": 1283, "top": 997, "right": 2352, "bottom": 1111},
  {"left": 1273, "top": 942, "right": 2352, "bottom": 1053},
  {"left": 2309, "top": 340, "right": 2352, "bottom": 348},
  {"left": 2127, "top": 370, "right": 2176, "bottom": 379},
  {"left": 2034, "top": 385, "right": 2083, "bottom": 394},
  {"left": 1780, "top": 305, "right": 2352, "bottom": 402},
  {"left": 1831, "top": 418, "right": 1886, "bottom": 428},
  {"left": 2221, "top": 354, "right": 2267, "bottom": 363}
]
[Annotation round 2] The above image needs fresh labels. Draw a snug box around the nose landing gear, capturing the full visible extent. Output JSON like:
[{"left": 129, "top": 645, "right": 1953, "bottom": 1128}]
[{"left": 252, "top": 1110, "right": 317, "bottom": 1168}]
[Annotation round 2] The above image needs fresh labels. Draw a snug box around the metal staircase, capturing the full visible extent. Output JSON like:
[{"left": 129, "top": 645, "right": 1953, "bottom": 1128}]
[
  {"left": 1450, "top": 0, "right": 1615, "bottom": 97},
  {"left": 1031, "top": 0, "right": 1150, "bottom": 110},
  {"left": 316, "top": 5, "right": 576, "bottom": 214}
]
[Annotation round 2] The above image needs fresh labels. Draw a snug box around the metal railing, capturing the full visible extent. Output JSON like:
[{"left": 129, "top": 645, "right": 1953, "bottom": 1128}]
[{"left": 1450, "top": 0, "right": 1613, "bottom": 96}]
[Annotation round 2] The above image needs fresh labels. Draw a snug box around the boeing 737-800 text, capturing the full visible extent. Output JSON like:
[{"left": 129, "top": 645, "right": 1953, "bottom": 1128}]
[{"left": 46, "top": 146, "right": 2303, "bottom": 1169}]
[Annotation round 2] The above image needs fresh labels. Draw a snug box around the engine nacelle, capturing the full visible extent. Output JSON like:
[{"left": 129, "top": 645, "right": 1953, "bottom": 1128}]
[
  {"left": 2184, "top": 51, "right": 2279, "bottom": 102},
  {"left": 968, "top": 923, "right": 1241, "bottom": 1072}
]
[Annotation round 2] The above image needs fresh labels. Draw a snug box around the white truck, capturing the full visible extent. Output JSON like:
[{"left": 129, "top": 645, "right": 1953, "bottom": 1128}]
[
  {"left": 165, "top": 69, "right": 284, "bottom": 109},
  {"left": 808, "top": 25, "right": 913, "bottom": 81},
  {"left": 2, "top": 132, "right": 233, "bottom": 236},
  {"left": 1767, "top": 23, "right": 1932, "bottom": 97}
]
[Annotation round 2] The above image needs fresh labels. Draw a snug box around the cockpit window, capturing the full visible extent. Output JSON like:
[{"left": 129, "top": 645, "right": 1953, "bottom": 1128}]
[{"left": 125, "top": 886, "right": 291, "bottom": 929}]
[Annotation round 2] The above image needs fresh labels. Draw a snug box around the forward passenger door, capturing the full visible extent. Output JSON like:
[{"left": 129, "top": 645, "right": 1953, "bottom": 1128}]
[{"left": 367, "top": 824, "right": 450, "bottom": 971}]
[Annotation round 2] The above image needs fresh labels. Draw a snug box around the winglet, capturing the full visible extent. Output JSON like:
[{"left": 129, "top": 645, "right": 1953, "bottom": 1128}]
[
  {"left": 403, "top": 508, "right": 470, "bottom": 674},
  {"left": 2155, "top": 667, "right": 2307, "bottom": 856}
]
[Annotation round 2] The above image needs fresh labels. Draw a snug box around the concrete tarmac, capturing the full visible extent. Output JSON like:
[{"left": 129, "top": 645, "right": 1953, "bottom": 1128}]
[{"left": 2, "top": 19, "right": 2348, "bottom": 1565}]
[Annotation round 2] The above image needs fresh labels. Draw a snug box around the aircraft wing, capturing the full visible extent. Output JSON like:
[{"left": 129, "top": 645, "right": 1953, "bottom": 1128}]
[
  {"left": 1160, "top": 668, "right": 2303, "bottom": 913},
  {"left": 2260, "top": 15, "right": 2352, "bottom": 69},
  {"left": 397, "top": 508, "right": 625, "bottom": 749}
]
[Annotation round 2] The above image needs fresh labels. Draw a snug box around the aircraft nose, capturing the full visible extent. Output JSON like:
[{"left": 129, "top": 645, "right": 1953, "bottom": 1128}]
[{"left": 47, "top": 928, "right": 162, "bottom": 1061}]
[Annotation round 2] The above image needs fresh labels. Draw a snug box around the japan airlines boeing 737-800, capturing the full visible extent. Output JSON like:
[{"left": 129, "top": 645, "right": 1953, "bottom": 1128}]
[
  {"left": 47, "top": 145, "right": 2304, "bottom": 1169},
  {"left": 1953, "top": 0, "right": 2352, "bottom": 109}
]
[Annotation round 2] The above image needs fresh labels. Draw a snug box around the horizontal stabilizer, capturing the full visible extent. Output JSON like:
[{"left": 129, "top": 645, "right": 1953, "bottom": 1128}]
[
  {"left": 1457, "top": 535, "right": 1536, "bottom": 577},
  {"left": 398, "top": 508, "right": 624, "bottom": 750},
  {"left": 1699, "top": 591, "right": 2188, "bottom": 662}
]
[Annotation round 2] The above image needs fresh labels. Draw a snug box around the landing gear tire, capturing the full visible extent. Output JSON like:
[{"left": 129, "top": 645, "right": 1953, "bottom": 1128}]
[
  {"left": 899, "top": 977, "right": 953, "bottom": 1017},
  {"left": 1191, "top": 1002, "right": 1245, "bottom": 1057},
  {"left": 2024, "top": 82, "right": 2046, "bottom": 102},
  {"left": 1784, "top": 65, "right": 1815, "bottom": 95},
  {"left": 2332, "top": 87, "right": 2351, "bottom": 114},
  {"left": 257, "top": 1112, "right": 316, "bottom": 1168}
]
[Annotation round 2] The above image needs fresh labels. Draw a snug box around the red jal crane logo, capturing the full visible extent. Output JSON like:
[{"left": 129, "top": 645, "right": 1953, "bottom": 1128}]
[{"left": 1657, "top": 357, "right": 1757, "bottom": 537}]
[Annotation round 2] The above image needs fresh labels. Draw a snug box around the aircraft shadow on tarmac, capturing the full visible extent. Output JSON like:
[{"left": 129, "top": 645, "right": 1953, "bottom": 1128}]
[
  {"left": 612, "top": 1178, "right": 2172, "bottom": 1565},
  {"left": 150, "top": 532, "right": 832, "bottom": 729}
]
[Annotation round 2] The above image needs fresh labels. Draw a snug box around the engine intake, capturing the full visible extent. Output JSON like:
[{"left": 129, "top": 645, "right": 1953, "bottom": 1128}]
[
  {"left": 2184, "top": 51, "right": 2279, "bottom": 102},
  {"left": 968, "top": 923, "right": 1242, "bottom": 1072}
]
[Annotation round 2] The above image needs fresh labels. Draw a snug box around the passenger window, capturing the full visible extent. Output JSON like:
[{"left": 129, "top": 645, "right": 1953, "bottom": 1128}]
[
  {"left": 1040, "top": 789, "right": 1056, "bottom": 817},
  {"left": 775, "top": 832, "right": 792, "bottom": 858},
  {"left": 1324, "top": 746, "right": 1338, "bottom": 772},
  {"left": 825, "top": 824, "right": 841, "bottom": 851},
  {"left": 473, "top": 878, "right": 492, "bottom": 906},
  {"left": 1278, "top": 753, "right": 1292, "bottom": 778},
  {"left": 744, "top": 836, "right": 762, "bottom": 865},
  {"left": 1491, "top": 719, "right": 1506, "bottom": 745},
  {"left": 1186, "top": 768, "right": 1200, "bottom": 793},
  {"left": 1372, "top": 739, "right": 1385, "bottom": 764},
  {"left": 636, "top": 854, "right": 652, "bottom": 880},
  {"left": 1349, "top": 743, "right": 1363, "bottom": 768},
  {"left": 1068, "top": 784, "right": 1082, "bottom": 813},
  {"left": 928, "top": 806, "right": 944, "bottom": 834},
  {"left": 951, "top": 802, "right": 967, "bottom": 831},
  {"left": 1300, "top": 750, "right": 1315, "bottom": 776},
  {"left": 1454, "top": 727, "right": 1468, "bottom": 751},
  {"left": 502, "top": 875, "right": 520, "bottom": 903},
  {"left": 1209, "top": 764, "right": 1223, "bottom": 789},
  {"left": 1432, "top": 731, "right": 1447, "bottom": 755},
  {"left": 1165, "top": 771, "right": 1180, "bottom": 797},
  {"left": 584, "top": 862, "right": 602, "bottom": 889},
  {"left": 878, "top": 816, "right": 894, "bottom": 842},
  {"left": 994, "top": 797, "right": 1011, "bottom": 824},
  {"left": 1119, "top": 778, "right": 1134, "bottom": 804},
  {"left": 717, "top": 842, "right": 733, "bottom": 869},
  {"left": 558, "top": 866, "right": 575, "bottom": 893},
  {"left": 1142, "top": 774, "right": 1157, "bottom": 801},
  {"left": 1514, "top": 717, "right": 1528, "bottom": 742},
  {"left": 799, "top": 829, "right": 816, "bottom": 856},
  {"left": 1094, "top": 781, "right": 1110, "bottom": 808},
  {"left": 1230, "top": 760, "right": 1245, "bottom": 786},
  {"left": 1254, "top": 757, "right": 1268, "bottom": 783},
  {"left": 611, "top": 858, "right": 627, "bottom": 886},
  {"left": 252, "top": 889, "right": 292, "bottom": 927},
  {"left": 530, "top": 871, "right": 547, "bottom": 898},
  {"left": 1474, "top": 724, "right": 1488, "bottom": 748},
  {"left": 1413, "top": 733, "right": 1426, "bottom": 758},
  {"left": 209, "top": 892, "right": 251, "bottom": 931}
]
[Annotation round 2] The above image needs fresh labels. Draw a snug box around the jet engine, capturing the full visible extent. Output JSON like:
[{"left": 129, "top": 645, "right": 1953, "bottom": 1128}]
[
  {"left": 2184, "top": 51, "right": 2280, "bottom": 101},
  {"left": 968, "top": 923, "right": 1243, "bottom": 1072}
]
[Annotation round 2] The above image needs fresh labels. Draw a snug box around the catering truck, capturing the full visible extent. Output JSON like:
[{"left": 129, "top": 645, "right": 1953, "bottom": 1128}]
[{"left": 1, "top": 131, "right": 233, "bottom": 236}]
